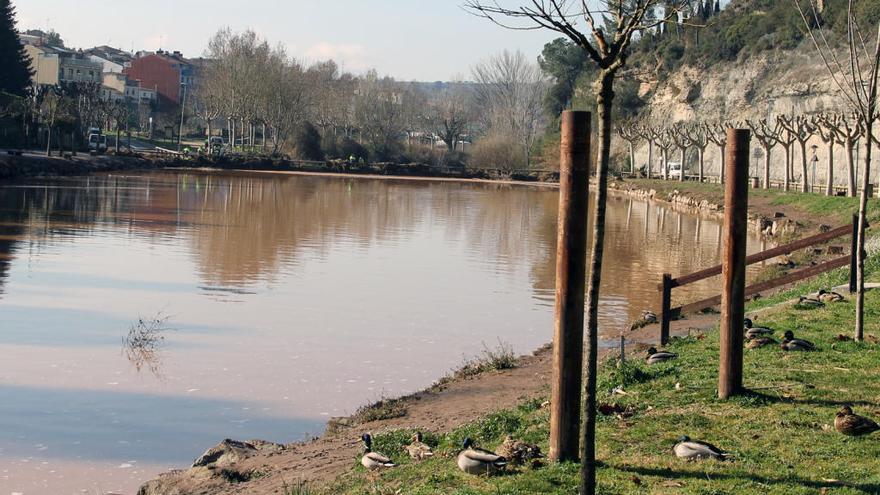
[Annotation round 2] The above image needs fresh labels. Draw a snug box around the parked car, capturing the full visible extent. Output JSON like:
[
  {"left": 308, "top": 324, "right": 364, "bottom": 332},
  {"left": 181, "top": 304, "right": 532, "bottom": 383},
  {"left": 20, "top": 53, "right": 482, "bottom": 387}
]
[
  {"left": 205, "top": 136, "right": 226, "bottom": 156},
  {"left": 88, "top": 133, "right": 107, "bottom": 154},
  {"left": 667, "top": 161, "right": 683, "bottom": 179}
]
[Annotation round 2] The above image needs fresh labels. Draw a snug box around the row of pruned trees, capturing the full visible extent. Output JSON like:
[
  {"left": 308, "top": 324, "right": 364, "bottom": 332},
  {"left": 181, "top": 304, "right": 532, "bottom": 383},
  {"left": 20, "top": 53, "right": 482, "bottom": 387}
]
[{"left": 616, "top": 112, "right": 875, "bottom": 197}]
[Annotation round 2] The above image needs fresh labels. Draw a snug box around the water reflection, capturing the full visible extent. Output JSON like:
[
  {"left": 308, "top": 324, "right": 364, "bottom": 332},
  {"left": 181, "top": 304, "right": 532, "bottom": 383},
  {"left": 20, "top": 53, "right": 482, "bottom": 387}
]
[{"left": 0, "top": 171, "right": 765, "bottom": 493}]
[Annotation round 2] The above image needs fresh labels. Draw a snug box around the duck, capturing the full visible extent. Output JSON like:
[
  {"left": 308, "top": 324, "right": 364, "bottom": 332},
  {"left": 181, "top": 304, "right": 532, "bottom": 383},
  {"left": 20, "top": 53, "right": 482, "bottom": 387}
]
[
  {"left": 405, "top": 431, "right": 434, "bottom": 461},
  {"left": 743, "top": 318, "right": 774, "bottom": 339},
  {"left": 641, "top": 310, "right": 658, "bottom": 324},
  {"left": 781, "top": 330, "right": 815, "bottom": 351},
  {"left": 746, "top": 336, "right": 777, "bottom": 349},
  {"left": 496, "top": 435, "right": 543, "bottom": 466},
  {"left": 796, "top": 296, "right": 825, "bottom": 309},
  {"left": 835, "top": 406, "right": 880, "bottom": 436},
  {"left": 646, "top": 347, "right": 678, "bottom": 365},
  {"left": 673, "top": 435, "right": 731, "bottom": 461},
  {"left": 457, "top": 437, "right": 507, "bottom": 475},
  {"left": 360, "top": 433, "right": 395, "bottom": 470},
  {"left": 818, "top": 289, "right": 845, "bottom": 303}
]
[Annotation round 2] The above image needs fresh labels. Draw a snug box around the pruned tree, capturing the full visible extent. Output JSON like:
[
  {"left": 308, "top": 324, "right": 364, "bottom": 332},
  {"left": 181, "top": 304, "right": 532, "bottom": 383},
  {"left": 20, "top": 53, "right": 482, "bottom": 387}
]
[
  {"left": 656, "top": 127, "right": 675, "bottom": 180},
  {"left": 684, "top": 122, "right": 709, "bottom": 182},
  {"left": 795, "top": 0, "right": 880, "bottom": 341},
  {"left": 775, "top": 116, "right": 798, "bottom": 191},
  {"left": 746, "top": 118, "right": 781, "bottom": 189},
  {"left": 37, "top": 87, "right": 70, "bottom": 157},
  {"left": 615, "top": 122, "right": 640, "bottom": 174},
  {"left": 822, "top": 113, "right": 864, "bottom": 197},
  {"left": 704, "top": 122, "right": 729, "bottom": 184},
  {"left": 671, "top": 122, "right": 694, "bottom": 182},
  {"left": 814, "top": 113, "right": 842, "bottom": 196},
  {"left": 777, "top": 114, "right": 816, "bottom": 193},
  {"left": 107, "top": 98, "right": 133, "bottom": 153},
  {"left": 463, "top": 2, "right": 690, "bottom": 492},
  {"left": 636, "top": 123, "right": 662, "bottom": 179}
]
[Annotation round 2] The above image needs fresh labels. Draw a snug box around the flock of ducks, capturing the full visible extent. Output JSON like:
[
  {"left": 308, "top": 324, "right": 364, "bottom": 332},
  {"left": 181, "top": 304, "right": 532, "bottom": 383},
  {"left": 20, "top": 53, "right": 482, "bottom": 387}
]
[
  {"left": 361, "top": 288, "right": 874, "bottom": 478},
  {"left": 360, "top": 432, "right": 542, "bottom": 475}
]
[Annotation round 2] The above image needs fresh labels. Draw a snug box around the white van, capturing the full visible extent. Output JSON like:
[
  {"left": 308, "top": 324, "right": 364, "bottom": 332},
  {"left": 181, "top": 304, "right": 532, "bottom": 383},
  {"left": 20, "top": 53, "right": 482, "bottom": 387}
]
[
  {"left": 667, "top": 161, "right": 683, "bottom": 179},
  {"left": 88, "top": 133, "right": 107, "bottom": 154}
]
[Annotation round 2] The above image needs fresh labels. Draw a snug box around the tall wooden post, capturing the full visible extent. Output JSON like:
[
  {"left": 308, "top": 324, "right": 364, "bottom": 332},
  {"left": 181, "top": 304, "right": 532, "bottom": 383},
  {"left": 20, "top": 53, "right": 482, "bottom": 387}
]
[
  {"left": 660, "top": 273, "right": 672, "bottom": 345},
  {"left": 719, "top": 128, "right": 750, "bottom": 400},
  {"left": 850, "top": 213, "right": 858, "bottom": 294},
  {"left": 550, "top": 111, "right": 591, "bottom": 462}
]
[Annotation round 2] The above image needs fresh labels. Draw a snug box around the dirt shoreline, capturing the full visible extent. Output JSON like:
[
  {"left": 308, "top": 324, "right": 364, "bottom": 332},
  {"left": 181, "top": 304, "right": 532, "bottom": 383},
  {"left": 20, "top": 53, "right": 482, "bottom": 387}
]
[{"left": 137, "top": 315, "right": 720, "bottom": 495}]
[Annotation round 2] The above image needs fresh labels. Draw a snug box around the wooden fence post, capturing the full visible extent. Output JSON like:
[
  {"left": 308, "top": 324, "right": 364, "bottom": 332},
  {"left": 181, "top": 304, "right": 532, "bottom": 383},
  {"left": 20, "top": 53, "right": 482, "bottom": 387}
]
[
  {"left": 850, "top": 213, "right": 858, "bottom": 294},
  {"left": 660, "top": 273, "right": 672, "bottom": 345},
  {"left": 719, "top": 128, "right": 750, "bottom": 400},
  {"left": 549, "top": 110, "right": 591, "bottom": 462}
]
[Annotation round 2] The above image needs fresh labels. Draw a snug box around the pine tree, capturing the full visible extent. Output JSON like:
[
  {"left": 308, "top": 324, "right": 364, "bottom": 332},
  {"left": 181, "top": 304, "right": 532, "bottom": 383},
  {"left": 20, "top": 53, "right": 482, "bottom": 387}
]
[
  {"left": 0, "top": 0, "right": 33, "bottom": 95},
  {"left": 714, "top": 0, "right": 721, "bottom": 15}
]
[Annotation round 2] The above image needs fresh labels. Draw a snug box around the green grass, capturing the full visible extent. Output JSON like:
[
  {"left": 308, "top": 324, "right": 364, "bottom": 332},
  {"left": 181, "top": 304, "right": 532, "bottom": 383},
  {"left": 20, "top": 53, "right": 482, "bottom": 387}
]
[{"left": 320, "top": 254, "right": 880, "bottom": 494}]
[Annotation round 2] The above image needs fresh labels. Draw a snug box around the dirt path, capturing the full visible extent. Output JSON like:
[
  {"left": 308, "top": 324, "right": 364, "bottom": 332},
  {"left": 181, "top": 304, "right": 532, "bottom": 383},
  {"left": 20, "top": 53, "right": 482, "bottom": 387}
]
[{"left": 138, "top": 318, "right": 719, "bottom": 495}]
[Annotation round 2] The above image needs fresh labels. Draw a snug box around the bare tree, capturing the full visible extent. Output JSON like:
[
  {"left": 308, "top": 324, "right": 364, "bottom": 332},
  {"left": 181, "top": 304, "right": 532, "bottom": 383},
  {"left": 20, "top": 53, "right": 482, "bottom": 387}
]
[
  {"left": 637, "top": 124, "right": 662, "bottom": 179},
  {"left": 823, "top": 113, "right": 864, "bottom": 197},
  {"left": 795, "top": 0, "right": 880, "bottom": 341},
  {"left": 814, "top": 113, "right": 842, "bottom": 196},
  {"left": 705, "top": 122, "right": 729, "bottom": 184},
  {"left": 777, "top": 114, "right": 816, "bottom": 193},
  {"left": 775, "top": 117, "right": 797, "bottom": 191},
  {"left": 616, "top": 122, "right": 640, "bottom": 174},
  {"left": 684, "top": 123, "right": 709, "bottom": 182},
  {"left": 464, "top": 2, "right": 688, "bottom": 493},
  {"left": 671, "top": 122, "right": 693, "bottom": 182},
  {"left": 656, "top": 127, "right": 675, "bottom": 180},
  {"left": 746, "top": 118, "right": 781, "bottom": 189},
  {"left": 471, "top": 50, "right": 547, "bottom": 168}
]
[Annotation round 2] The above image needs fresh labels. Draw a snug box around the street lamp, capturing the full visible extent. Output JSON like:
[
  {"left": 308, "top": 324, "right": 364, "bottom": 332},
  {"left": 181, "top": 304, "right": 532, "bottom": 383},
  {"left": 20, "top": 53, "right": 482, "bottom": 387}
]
[
  {"left": 177, "top": 82, "right": 187, "bottom": 153},
  {"left": 810, "top": 144, "right": 819, "bottom": 193}
]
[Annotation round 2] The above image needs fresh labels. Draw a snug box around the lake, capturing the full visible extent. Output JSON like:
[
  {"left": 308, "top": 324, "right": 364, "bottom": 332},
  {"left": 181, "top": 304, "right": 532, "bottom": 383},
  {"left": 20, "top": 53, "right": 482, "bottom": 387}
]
[{"left": 0, "top": 170, "right": 765, "bottom": 493}]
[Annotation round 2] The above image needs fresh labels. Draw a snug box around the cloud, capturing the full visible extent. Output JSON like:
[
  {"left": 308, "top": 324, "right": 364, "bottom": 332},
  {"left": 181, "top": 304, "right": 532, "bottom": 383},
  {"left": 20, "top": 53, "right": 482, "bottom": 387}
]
[{"left": 304, "top": 42, "right": 368, "bottom": 70}]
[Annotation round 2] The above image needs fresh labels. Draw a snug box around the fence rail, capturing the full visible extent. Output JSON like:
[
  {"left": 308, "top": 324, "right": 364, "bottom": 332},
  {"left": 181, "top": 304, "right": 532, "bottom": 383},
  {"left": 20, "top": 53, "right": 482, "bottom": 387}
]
[{"left": 658, "top": 214, "right": 862, "bottom": 344}]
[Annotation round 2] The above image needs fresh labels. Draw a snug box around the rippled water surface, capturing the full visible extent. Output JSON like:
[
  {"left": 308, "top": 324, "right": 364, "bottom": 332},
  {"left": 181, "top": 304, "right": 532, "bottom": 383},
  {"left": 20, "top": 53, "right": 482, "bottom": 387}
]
[{"left": 0, "top": 171, "right": 766, "bottom": 493}]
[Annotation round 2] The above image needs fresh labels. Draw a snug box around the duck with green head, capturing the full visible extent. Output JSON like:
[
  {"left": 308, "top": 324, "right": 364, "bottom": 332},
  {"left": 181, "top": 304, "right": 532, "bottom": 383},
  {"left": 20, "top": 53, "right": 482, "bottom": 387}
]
[
  {"left": 646, "top": 347, "right": 677, "bottom": 364},
  {"left": 781, "top": 330, "right": 815, "bottom": 351},
  {"left": 360, "top": 433, "right": 395, "bottom": 470},
  {"left": 673, "top": 435, "right": 731, "bottom": 461}
]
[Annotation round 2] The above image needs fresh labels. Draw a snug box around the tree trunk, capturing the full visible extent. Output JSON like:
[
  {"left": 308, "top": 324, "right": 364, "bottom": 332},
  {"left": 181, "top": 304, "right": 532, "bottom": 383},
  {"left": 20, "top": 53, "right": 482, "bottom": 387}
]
[
  {"left": 855, "top": 127, "right": 873, "bottom": 341},
  {"left": 763, "top": 146, "right": 771, "bottom": 189},
  {"left": 579, "top": 69, "right": 614, "bottom": 495},
  {"left": 698, "top": 147, "right": 704, "bottom": 182},
  {"left": 647, "top": 141, "right": 653, "bottom": 179},
  {"left": 206, "top": 121, "right": 212, "bottom": 153},
  {"left": 679, "top": 147, "right": 685, "bottom": 182},
  {"left": 629, "top": 141, "right": 635, "bottom": 174},
  {"left": 116, "top": 126, "right": 121, "bottom": 154},
  {"left": 662, "top": 148, "right": 668, "bottom": 180},
  {"left": 826, "top": 141, "right": 834, "bottom": 196},
  {"left": 784, "top": 145, "right": 791, "bottom": 191},
  {"left": 718, "top": 144, "right": 725, "bottom": 185},
  {"left": 845, "top": 140, "right": 856, "bottom": 197},
  {"left": 46, "top": 127, "right": 52, "bottom": 157},
  {"left": 799, "top": 141, "right": 809, "bottom": 192}
]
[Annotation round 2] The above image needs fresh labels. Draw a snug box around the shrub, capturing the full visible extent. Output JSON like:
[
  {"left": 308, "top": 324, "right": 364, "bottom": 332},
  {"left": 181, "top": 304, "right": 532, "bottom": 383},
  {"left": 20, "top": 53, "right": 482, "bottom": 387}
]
[
  {"left": 468, "top": 133, "right": 526, "bottom": 171},
  {"left": 293, "top": 122, "right": 324, "bottom": 161}
]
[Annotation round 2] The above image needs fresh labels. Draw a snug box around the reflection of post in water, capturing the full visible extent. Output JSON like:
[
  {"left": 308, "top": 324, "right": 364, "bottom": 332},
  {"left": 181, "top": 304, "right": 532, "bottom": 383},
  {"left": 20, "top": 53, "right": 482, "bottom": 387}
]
[
  {"left": 676, "top": 214, "right": 682, "bottom": 242},
  {"left": 625, "top": 199, "right": 633, "bottom": 229},
  {"left": 643, "top": 201, "right": 650, "bottom": 236},
  {"left": 695, "top": 216, "right": 702, "bottom": 243}
]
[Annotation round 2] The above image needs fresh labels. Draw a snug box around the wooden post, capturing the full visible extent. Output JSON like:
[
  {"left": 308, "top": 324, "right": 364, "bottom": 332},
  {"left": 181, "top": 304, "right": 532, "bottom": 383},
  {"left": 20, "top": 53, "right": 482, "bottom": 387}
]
[
  {"left": 660, "top": 273, "right": 672, "bottom": 345},
  {"left": 549, "top": 111, "right": 590, "bottom": 462},
  {"left": 719, "top": 128, "right": 750, "bottom": 400},
  {"left": 850, "top": 213, "right": 858, "bottom": 294}
]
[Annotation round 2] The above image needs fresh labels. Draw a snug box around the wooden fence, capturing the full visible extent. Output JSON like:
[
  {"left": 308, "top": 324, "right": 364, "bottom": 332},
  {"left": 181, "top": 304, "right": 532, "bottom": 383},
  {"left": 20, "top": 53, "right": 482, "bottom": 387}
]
[{"left": 658, "top": 214, "right": 863, "bottom": 344}]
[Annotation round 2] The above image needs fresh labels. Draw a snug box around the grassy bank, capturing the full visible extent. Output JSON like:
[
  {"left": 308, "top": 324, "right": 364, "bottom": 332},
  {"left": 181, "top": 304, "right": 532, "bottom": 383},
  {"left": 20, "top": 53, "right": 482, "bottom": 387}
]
[
  {"left": 621, "top": 178, "right": 880, "bottom": 226},
  {"left": 320, "top": 250, "right": 880, "bottom": 495}
]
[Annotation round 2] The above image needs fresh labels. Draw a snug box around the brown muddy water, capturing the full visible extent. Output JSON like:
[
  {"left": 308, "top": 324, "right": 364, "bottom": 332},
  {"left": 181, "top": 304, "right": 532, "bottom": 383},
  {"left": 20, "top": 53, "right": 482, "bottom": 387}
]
[{"left": 0, "top": 170, "right": 767, "bottom": 494}]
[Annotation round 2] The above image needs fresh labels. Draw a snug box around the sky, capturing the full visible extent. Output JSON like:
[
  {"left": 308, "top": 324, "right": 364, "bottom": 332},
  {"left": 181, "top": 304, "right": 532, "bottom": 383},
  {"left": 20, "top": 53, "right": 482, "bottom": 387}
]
[{"left": 15, "top": 0, "right": 561, "bottom": 81}]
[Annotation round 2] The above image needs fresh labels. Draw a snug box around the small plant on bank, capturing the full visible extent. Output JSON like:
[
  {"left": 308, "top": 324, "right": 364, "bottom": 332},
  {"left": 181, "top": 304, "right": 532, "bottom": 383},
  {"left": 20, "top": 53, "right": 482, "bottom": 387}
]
[{"left": 352, "top": 396, "right": 408, "bottom": 424}]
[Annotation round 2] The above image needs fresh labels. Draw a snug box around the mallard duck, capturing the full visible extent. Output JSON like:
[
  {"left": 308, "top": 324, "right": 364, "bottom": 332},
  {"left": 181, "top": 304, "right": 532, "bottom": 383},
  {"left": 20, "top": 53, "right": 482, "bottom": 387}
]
[
  {"left": 796, "top": 296, "right": 825, "bottom": 308},
  {"left": 743, "top": 318, "right": 774, "bottom": 339},
  {"left": 818, "top": 289, "right": 845, "bottom": 303},
  {"left": 646, "top": 347, "right": 677, "bottom": 364},
  {"left": 457, "top": 437, "right": 507, "bottom": 475},
  {"left": 781, "top": 331, "right": 815, "bottom": 351},
  {"left": 673, "top": 436, "right": 731, "bottom": 461},
  {"left": 746, "top": 336, "right": 777, "bottom": 349},
  {"left": 405, "top": 431, "right": 434, "bottom": 460},
  {"left": 835, "top": 406, "right": 880, "bottom": 436},
  {"left": 641, "top": 310, "right": 658, "bottom": 324},
  {"left": 360, "top": 433, "right": 395, "bottom": 470},
  {"left": 496, "top": 435, "right": 543, "bottom": 466}
]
